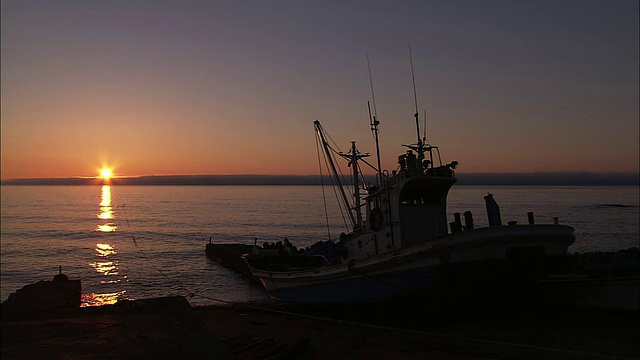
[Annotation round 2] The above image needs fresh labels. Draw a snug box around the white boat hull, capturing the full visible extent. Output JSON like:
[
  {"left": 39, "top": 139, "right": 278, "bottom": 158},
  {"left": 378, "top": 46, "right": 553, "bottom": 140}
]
[{"left": 245, "top": 224, "right": 575, "bottom": 303}]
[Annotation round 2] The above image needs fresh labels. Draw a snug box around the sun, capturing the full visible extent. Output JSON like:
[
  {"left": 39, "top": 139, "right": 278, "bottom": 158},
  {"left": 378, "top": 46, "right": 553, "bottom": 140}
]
[{"left": 100, "top": 168, "right": 112, "bottom": 179}]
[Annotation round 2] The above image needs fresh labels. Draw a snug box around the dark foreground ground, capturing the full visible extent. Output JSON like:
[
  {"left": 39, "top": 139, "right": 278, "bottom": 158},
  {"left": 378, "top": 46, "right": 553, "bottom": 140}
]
[{"left": 1, "top": 296, "right": 638, "bottom": 360}]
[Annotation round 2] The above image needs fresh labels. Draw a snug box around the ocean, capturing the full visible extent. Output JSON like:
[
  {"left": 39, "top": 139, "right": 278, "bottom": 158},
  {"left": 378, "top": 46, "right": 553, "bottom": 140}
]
[{"left": 1, "top": 185, "right": 638, "bottom": 306}]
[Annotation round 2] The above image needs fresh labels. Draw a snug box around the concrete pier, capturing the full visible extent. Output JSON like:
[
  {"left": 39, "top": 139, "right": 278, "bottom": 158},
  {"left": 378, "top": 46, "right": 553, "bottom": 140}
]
[{"left": 205, "top": 242, "right": 261, "bottom": 285}]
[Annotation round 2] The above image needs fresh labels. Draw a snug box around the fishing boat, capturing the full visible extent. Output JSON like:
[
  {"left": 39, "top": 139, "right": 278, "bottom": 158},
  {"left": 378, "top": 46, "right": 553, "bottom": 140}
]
[{"left": 243, "top": 112, "right": 575, "bottom": 304}]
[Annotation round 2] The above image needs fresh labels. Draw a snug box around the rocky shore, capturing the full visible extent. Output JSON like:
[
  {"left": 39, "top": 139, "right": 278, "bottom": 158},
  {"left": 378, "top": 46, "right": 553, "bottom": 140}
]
[
  {"left": 2, "top": 248, "right": 638, "bottom": 359},
  {"left": 558, "top": 247, "right": 639, "bottom": 278},
  {"left": 1, "top": 295, "right": 638, "bottom": 360}
]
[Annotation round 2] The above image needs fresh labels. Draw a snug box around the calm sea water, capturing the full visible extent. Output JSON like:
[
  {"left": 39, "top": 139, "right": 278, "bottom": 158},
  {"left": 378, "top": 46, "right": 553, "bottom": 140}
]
[{"left": 1, "top": 185, "right": 638, "bottom": 306}]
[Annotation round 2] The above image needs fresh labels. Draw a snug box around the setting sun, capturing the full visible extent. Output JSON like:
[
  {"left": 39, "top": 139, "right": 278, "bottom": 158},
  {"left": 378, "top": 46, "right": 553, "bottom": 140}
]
[{"left": 100, "top": 169, "right": 112, "bottom": 179}]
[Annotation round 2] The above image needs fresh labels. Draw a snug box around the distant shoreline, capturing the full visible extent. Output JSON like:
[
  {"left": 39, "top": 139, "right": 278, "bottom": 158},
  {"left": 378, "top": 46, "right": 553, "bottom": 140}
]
[{"left": 1, "top": 173, "right": 638, "bottom": 186}]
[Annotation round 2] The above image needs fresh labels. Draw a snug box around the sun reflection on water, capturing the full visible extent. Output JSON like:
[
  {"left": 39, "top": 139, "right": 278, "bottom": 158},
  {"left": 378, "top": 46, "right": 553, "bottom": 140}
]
[
  {"left": 81, "top": 291, "right": 125, "bottom": 307},
  {"left": 92, "top": 261, "right": 118, "bottom": 275},
  {"left": 96, "top": 185, "right": 117, "bottom": 232},
  {"left": 85, "top": 242, "right": 126, "bottom": 307},
  {"left": 90, "top": 243, "right": 120, "bottom": 278},
  {"left": 96, "top": 243, "right": 116, "bottom": 256}
]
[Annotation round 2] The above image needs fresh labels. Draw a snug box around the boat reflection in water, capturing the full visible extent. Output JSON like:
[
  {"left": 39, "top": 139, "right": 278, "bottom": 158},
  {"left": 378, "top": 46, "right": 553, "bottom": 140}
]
[{"left": 83, "top": 185, "right": 125, "bottom": 306}]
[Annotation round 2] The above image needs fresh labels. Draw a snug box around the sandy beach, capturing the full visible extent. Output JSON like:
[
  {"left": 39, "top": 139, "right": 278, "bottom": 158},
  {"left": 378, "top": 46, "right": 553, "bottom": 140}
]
[{"left": 2, "top": 296, "right": 638, "bottom": 360}]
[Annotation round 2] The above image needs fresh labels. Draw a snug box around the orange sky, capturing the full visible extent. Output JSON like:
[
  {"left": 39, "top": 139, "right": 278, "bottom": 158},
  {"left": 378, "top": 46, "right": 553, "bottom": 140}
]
[{"left": 2, "top": 1, "right": 638, "bottom": 180}]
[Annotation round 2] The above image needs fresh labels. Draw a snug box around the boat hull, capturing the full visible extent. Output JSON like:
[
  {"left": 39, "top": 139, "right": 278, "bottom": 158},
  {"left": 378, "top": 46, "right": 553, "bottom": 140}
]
[{"left": 245, "top": 224, "right": 575, "bottom": 304}]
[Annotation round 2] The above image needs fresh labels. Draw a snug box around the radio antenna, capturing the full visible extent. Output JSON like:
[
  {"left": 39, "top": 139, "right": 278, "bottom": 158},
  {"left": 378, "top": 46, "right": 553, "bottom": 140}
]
[
  {"left": 366, "top": 54, "right": 382, "bottom": 175},
  {"left": 367, "top": 53, "right": 378, "bottom": 118},
  {"left": 409, "top": 44, "right": 421, "bottom": 144},
  {"left": 423, "top": 109, "right": 427, "bottom": 144}
]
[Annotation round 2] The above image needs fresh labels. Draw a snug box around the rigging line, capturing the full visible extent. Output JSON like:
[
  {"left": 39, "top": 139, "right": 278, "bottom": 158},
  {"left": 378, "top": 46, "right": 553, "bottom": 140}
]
[
  {"left": 325, "top": 148, "right": 350, "bottom": 232},
  {"left": 121, "top": 214, "right": 251, "bottom": 304},
  {"left": 187, "top": 293, "right": 234, "bottom": 304},
  {"left": 226, "top": 302, "right": 632, "bottom": 360},
  {"left": 330, "top": 148, "right": 353, "bottom": 194},
  {"left": 316, "top": 131, "right": 333, "bottom": 241},
  {"left": 325, "top": 144, "right": 351, "bottom": 211},
  {"left": 117, "top": 211, "right": 251, "bottom": 306},
  {"left": 321, "top": 141, "right": 350, "bottom": 232},
  {"left": 322, "top": 126, "right": 344, "bottom": 155},
  {"left": 334, "top": 152, "right": 356, "bottom": 231},
  {"left": 357, "top": 163, "right": 369, "bottom": 191},
  {"left": 121, "top": 204, "right": 195, "bottom": 299},
  {"left": 316, "top": 121, "right": 354, "bottom": 231},
  {"left": 322, "top": 125, "right": 361, "bottom": 186}
]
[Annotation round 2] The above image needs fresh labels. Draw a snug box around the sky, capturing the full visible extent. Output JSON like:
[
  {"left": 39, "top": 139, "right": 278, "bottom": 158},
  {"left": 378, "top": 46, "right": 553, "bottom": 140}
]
[{"left": 1, "top": 0, "right": 638, "bottom": 180}]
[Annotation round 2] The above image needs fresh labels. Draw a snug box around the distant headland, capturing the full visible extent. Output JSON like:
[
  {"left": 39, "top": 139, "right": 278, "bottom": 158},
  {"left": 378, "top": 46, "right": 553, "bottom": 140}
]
[{"left": 1, "top": 173, "right": 638, "bottom": 186}]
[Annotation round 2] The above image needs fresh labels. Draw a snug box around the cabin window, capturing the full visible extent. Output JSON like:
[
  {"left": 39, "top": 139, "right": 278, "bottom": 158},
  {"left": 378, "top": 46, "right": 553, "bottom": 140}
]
[{"left": 400, "top": 187, "right": 441, "bottom": 205}]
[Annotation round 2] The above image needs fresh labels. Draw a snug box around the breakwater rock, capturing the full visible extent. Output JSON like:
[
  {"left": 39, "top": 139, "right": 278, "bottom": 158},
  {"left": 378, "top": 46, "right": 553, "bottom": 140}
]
[{"left": 558, "top": 247, "right": 639, "bottom": 278}]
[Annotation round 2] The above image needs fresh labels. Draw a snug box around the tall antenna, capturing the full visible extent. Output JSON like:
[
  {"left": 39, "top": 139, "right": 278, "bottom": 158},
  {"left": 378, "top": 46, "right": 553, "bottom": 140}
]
[
  {"left": 366, "top": 53, "right": 378, "bottom": 119},
  {"left": 423, "top": 109, "right": 427, "bottom": 144},
  {"left": 367, "top": 54, "right": 382, "bottom": 175},
  {"left": 409, "top": 44, "right": 421, "bottom": 144}
]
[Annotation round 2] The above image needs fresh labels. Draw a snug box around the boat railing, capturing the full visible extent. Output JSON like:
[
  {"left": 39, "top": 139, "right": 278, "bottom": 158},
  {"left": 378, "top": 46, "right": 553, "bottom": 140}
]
[
  {"left": 387, "top": 166, "right": 455, "bottom": 185},
  {"left": 425, "top": 166, "right": 456, "bottom": 178}
]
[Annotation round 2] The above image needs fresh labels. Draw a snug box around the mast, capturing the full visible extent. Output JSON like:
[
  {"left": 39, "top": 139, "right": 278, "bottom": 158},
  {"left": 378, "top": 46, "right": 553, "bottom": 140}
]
[
  {"left": 338, "top": 141, "right": 370, "bottom": 229},
  {"left": 314, "top": 120, "right": 357, "bottom": 229},
  {"left": 350, "top": 141, "right": 363, "bottom": 227},
  {"left": 368, "top": 102, "right": 382, "bottom": 175}
]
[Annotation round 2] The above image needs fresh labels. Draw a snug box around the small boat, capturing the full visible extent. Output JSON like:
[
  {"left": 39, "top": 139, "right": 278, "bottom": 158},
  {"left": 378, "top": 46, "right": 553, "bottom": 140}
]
[{"left": 244, "top": 111, "right": 575, "bottom": 304}]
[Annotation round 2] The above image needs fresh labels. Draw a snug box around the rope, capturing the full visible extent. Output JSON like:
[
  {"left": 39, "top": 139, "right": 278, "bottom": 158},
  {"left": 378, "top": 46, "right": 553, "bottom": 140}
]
[
  {"left": 316, "top": 132, "right": 332, "bottom": 241},
  {"left": 119, "top": 204, "right": 270, "bottom": 305},
  {"left": 121, "top": 204, "right": 194, "bottom": 298},
  {"left": 317, "top": 131, "right": 351, "bottom": 233},
  {"left": 120, "top": 204, "right": 246, "bottom": 303},
  {"left": 221, "top": 302, "right": 634, "bottom": 360},
  {"left": 325, "top": 152, "right": 350, "bottom": 232}
]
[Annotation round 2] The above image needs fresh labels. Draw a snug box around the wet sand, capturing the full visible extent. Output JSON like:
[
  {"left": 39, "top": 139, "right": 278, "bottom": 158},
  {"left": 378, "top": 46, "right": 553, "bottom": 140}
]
[{"left": 3, "top": 296, "right": 636, "bottom": 360}]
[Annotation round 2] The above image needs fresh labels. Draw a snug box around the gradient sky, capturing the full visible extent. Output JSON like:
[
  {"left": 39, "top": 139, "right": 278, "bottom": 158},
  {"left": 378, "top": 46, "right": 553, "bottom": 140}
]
[{"left": 2, "top": 0, "right": 638, "bottom": 180}]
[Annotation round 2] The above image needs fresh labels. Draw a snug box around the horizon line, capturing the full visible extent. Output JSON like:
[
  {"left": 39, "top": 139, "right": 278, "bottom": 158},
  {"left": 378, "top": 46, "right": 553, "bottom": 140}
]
[
  {"left": 2, "top": 170, "right": 639, "bottom": 181},
  {"left": 1, "top": 172, "right": 638, "bottom": 186}
]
